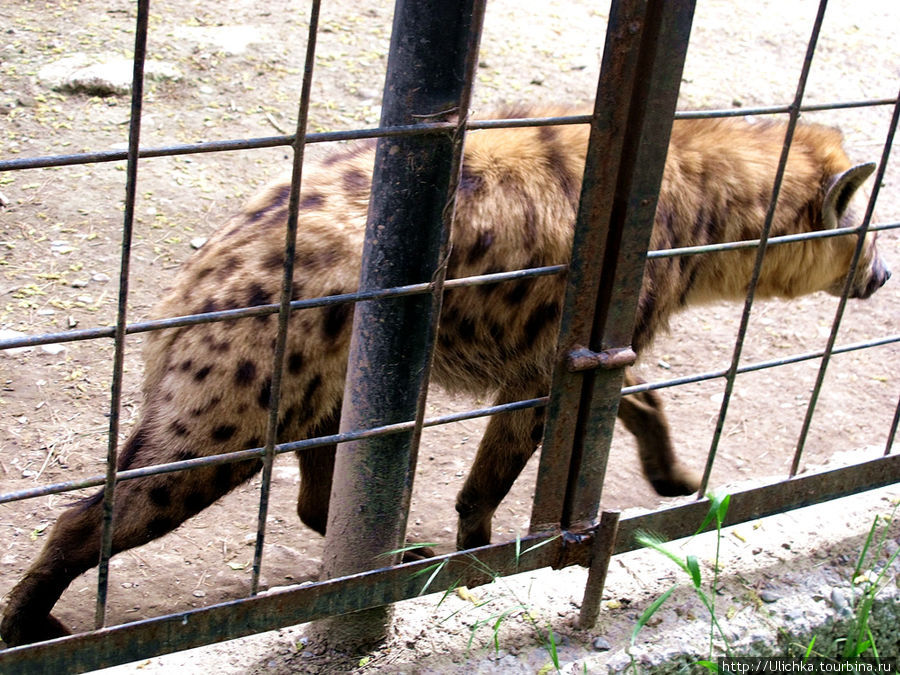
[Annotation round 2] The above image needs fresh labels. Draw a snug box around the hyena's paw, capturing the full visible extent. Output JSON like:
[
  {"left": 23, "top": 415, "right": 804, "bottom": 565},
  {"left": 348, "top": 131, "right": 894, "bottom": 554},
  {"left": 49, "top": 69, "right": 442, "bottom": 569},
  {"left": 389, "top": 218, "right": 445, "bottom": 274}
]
[
  {"left": 400, "top": 542, "right": 437, "bottom": 562},
  {"left": 1, "top": 611, "right": 70, "bottom": 648},
  {"left": 650, "top": 466, "right": 701, "bottom": 497}
]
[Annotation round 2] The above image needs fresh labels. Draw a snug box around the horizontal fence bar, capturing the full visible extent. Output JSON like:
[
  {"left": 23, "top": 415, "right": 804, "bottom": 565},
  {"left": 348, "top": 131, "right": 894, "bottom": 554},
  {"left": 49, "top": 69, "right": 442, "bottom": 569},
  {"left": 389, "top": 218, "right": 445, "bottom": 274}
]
[
  {"left": 6, "top": 212, "right": 896, "bottom": 352},
  {"left": 5, "top": 328, "right": 893, "bottom": 506},
  {"left": 0, "top": 398, "right": 548, "bottom": 505},
  {"left": 646, "top": 220, "right": 900, "bottom": 260},
  {"left": 0, "top": 530, "right": 579, "bottom": 675},
  {"left": 614, "top": 451, "right": 900, "bottom": 554},
  {"left": 2, "top": 450, "right": 897, "bottom": 675},
  {"left": 622, "top": 334, "right": 900, "bottom": 396},
  {"left": 673, "top": 96, "right": 898, "bottom": 119},
  {"left": 0, "top": 265, "right": 566, "bottom": 351},
  {"left": 2, "top": 97, "right": 895, "bottom": 173}
]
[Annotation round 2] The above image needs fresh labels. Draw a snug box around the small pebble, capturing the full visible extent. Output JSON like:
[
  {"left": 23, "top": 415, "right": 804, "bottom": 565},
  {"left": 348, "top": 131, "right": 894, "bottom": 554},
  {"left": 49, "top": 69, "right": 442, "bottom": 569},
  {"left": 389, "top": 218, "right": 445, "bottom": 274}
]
[
  {"left": 759, "top": 589, "right": 781, "bottom": 603},
  {"left": 592, "top": 636, "right": 611, "bottom": 651}
]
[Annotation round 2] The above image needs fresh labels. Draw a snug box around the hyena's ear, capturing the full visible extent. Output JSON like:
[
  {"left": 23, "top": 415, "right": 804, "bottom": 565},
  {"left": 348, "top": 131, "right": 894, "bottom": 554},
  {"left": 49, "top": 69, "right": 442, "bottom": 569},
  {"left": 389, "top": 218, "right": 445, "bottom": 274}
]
[{"left": 823, "top": 162, "right": 876, "bottom": 229}]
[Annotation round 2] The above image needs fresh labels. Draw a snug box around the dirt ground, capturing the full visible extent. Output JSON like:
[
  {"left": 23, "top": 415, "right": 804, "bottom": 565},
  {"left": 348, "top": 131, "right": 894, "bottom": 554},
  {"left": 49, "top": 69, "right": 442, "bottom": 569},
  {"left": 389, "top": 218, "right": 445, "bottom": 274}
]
[{"left": 0, "top": 0, "right": 898, "bottom": 668}]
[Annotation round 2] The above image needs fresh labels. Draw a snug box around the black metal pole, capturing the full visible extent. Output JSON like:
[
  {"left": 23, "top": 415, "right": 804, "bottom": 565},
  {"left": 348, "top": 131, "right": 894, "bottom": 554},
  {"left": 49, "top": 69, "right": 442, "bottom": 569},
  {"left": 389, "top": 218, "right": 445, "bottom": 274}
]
[{"left": 312, "top": 0, "right": 485, "bottom": 648}]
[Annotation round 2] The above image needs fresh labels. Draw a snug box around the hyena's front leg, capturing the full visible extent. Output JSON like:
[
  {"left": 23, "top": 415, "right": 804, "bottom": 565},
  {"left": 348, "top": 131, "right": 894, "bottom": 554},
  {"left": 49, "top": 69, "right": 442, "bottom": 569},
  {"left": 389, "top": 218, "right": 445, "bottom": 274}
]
[
  {"left": 1, "top": 425, "right": 263, "bottom": 647},
  {"left": 617, "top": 369, "right": 699, "bottom": 497},
  {"left": 455, "top": 385, "right": 546, "bottom": 550},
  {"left": 295, "top": 413, "right": 339, "bottom": 536}
]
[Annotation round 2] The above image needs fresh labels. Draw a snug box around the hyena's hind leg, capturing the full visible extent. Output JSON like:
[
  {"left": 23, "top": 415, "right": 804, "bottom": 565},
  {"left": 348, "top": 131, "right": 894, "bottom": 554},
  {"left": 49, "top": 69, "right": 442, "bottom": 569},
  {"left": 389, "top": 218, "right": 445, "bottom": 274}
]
[
  {"left": 0, "top": 423, "right": 263, "bottom": 647},
  {"left": 617, "top": 369, "right": 699, "bottom": 497},
  {"left": 455, "top": 383, "right": 548, "bottom": 551}
]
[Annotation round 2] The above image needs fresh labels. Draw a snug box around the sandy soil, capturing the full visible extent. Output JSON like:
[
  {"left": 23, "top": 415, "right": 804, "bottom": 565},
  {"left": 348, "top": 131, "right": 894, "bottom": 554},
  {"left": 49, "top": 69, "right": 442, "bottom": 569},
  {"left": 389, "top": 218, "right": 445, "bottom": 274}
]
[{"left": 0, "top": 0, "right": 898, "bottom": 670}]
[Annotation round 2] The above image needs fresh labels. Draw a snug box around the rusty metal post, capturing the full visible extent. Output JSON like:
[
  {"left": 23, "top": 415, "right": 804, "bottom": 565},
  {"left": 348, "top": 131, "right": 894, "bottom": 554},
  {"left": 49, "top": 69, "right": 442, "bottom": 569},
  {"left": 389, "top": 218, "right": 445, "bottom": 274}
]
[
  {"left": 578, "top": 509, "right": 620, "bottom": 628},
  {"left": 311, "top": 0, "right": 485, "bottom": 649},
  {"left": 531, "top": 0, "right": 696, "bottom": 534}
]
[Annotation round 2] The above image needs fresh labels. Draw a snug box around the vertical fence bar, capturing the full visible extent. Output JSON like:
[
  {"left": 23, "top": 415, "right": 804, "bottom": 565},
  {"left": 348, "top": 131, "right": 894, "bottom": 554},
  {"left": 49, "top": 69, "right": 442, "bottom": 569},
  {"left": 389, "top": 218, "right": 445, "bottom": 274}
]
[
  {"left": 578, "top": 509, "right": 619, "bottom": 628},
  {"left": 531, "top": 0, "right": 696, "bottom": 533},
  {"left": 791, "top": 89, "right": 900, "bottom": 473},
  {"left": 249, "top": 0, "right": 323, "bottom": 598},
  {"left": 313, "top": 0, "right": 485, "bottom": 648},
  {"left": 887, "top": 395, "right": 900, "bottom": 456},
  {"left": 94, "top": 0, "right": 151, "bottom": 630},
  {"left": 697, "top": 0, "right": 828, "bottom": 495}
]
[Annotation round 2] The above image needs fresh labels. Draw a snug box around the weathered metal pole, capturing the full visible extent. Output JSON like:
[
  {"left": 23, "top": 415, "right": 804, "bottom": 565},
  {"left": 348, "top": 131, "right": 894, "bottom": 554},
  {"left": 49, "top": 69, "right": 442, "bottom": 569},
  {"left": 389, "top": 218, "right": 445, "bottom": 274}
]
[{"left": 311, "top": 0, "right": 484, "bottom": 648}]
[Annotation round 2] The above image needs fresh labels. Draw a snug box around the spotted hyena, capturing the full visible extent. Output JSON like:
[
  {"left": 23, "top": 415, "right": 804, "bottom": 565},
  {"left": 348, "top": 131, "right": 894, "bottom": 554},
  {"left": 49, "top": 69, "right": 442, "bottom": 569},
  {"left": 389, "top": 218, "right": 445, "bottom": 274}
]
[{"left": 1, "top": 112, "right": 890, "bottom": 646}]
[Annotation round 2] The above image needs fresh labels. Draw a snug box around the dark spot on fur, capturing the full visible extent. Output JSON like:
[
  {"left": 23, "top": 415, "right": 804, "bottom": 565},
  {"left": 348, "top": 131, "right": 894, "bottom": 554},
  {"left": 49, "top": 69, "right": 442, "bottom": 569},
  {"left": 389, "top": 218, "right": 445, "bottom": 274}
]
[
  {"left": 163, "top": 391, "right": 174, "bottom": 402},
  {"left": 246, "top": 283, "right": 272, "bottom": 307},
  {"left": 504, "top": 279, "right": 531, "bottom": 305},
  {"left": 249, "top": 184, "right": 291, "bottom": 222},
  {"left": 258, "top": 378, "right": 272, "bottom": 409},
  {"left": 523, "top": 199, "right": 538, "bottom": 250},
  {"left": 265, "top": 250, "right": 284, "bottom": 269},
  {"left": 194, "top": 364, "right": 213, "bottom": 382},
  {"left": 216, "top": 256, "right": 242, "bottom": 282},
  {"left": 177, "top": 448, "right": 198, "bottom": 461},
  {"left": 323, "top": 299, "right": 352, "bottom": 340},
  {"left": 459, "top": 164, "right": 485, "bottom": 194},
  {"left": 288, "top": 351, "right": 304, "bottom": 374},
  {"left": 300, "top": 192, "right": 326, "bottom": 210},
  {"left": 200, "top": 298, "right": 219, "bottom": 315},
  {"left": 488, "top": 321, "right": 505, "bottom": 344},
  {"left": 170, "top": 420, "right": 189, "bottom": 437},
  {"left": 180, "top": 359, "right": 193, "bottom": 372},
  {"left": 303, "top": 374, "right": 322, "bottom": 403},
  {"left": 245, "top": 437, "right": 263, "bottom": 450},
  {"left": 277, "top": 405, "right": 299, "bottom": 437},
  {"left": 149, "top": 486, "right": 171, "bottom": 508},
  {"left": 185, "top": 492, "right": 208, "bottom": 516},
  {"left": 476, "top": 267, "right": 505, "bottom": 297},
  {"left": 118, "top": 425, "right": 149, "bottom": 471},
  {"left": 214, "top": 464, "right": 234, "bottom": 492},
  {"left": 457, "top": 316, "right": 476, "bottom": 342},
  {"left": 234, "top": 359, "right": 257, "bottom": 387},
  {"left": 211, "top": 425, "right": 237, "bottom": 442},
  {"left": 191, "top": 395, "right": 221, "bottom": 417},
  {"left": 466, "top": 230, "right": 494, "bottom": 266},
  {"left": 633, "top": 289, "right": 658, "bottom": 353},
  {"left": 342, "top": 168, "right": 370, "bottom": 197},
  {"left": 148, "top": 516, "right": 176, "bottom": 538},
  {"left": 197, "top": 267, "right": 214, "bottom": 280},
  {"left": 523, "top": 301, "right": 561, "bottom": 346},
  {"left": 539, "top": 126, "right": 580, "bottom": 208}
]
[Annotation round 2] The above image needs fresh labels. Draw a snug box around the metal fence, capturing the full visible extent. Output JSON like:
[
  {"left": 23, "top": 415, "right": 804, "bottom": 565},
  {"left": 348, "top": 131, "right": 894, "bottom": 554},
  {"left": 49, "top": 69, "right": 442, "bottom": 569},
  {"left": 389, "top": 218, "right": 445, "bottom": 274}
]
[{"left": 0, "top": 0, "right": 898, "bottom": 671}]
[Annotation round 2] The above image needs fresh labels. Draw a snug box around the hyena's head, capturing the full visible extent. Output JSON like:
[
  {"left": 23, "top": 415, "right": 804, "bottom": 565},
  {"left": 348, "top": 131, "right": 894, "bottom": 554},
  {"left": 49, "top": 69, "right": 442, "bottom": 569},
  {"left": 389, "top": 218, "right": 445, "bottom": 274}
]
[{"left": 820, "top": 162, "right": 891, "bottom": 299}]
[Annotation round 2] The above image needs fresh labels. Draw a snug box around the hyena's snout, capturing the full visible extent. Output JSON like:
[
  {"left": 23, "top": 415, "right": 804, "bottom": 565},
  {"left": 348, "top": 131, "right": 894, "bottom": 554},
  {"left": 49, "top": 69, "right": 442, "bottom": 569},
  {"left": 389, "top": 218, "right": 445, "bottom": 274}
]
[{"left": 853, "top": 253, "right": 891, "bottom": 299}]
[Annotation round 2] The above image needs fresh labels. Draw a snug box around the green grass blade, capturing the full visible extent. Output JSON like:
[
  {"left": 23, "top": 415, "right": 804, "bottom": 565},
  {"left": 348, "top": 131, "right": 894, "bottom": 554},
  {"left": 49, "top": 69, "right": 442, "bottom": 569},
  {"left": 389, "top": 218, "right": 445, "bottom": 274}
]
[
  {"left": 630, "top": 586, "right": 676, "bottom": 646},
  {"left": 686, "top": 555, "right": 702, "bottom": 589}
]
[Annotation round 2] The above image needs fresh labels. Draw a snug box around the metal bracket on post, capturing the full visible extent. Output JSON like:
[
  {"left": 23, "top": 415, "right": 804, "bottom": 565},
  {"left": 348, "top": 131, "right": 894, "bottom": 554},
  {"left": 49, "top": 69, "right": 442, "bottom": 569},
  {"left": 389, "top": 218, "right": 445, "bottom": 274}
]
[{"left": 566, "top": 345, "right": 637, "bottom": 372}]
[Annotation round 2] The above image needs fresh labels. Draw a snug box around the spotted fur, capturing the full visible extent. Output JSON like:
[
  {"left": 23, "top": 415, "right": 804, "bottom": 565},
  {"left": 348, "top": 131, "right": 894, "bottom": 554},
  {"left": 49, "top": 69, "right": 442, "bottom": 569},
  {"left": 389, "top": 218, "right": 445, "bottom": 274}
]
[{"left": 1, "top": 111, "right": 889, "bottom": 646}]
